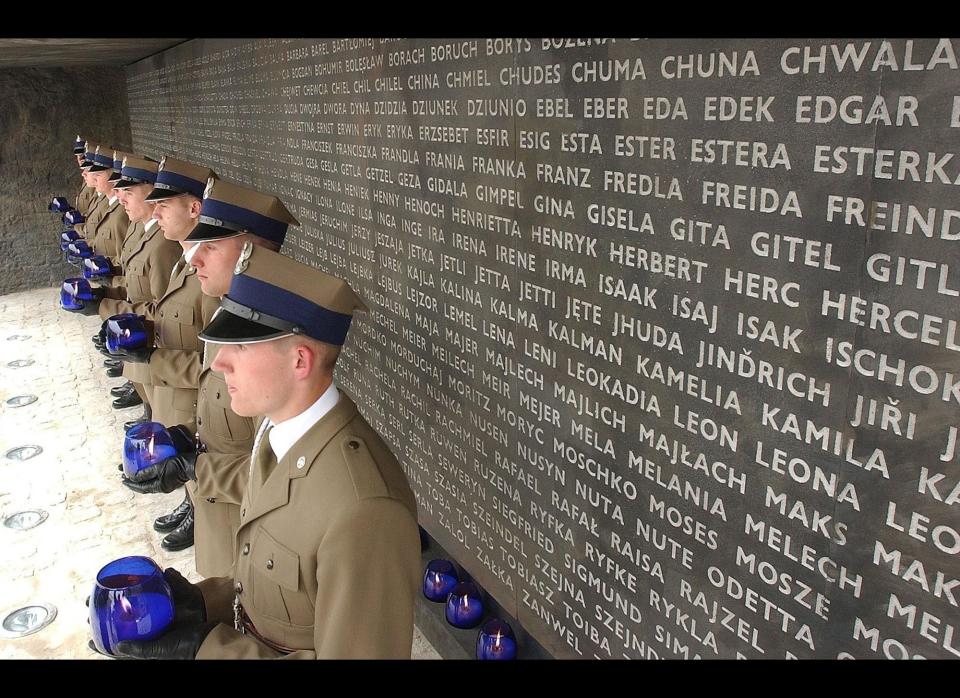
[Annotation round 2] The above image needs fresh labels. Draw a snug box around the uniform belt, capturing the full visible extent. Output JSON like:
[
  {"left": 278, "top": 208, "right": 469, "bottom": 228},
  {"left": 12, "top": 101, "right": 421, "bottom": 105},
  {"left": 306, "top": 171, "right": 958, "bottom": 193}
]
[{"left": 237, "top": 606, "right": 296, "bottom": 655}]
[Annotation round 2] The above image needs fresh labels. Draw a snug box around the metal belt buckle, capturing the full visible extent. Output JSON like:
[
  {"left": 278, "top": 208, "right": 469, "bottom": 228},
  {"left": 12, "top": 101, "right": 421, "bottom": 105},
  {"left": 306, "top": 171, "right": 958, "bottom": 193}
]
[{"left": 233, "top": 594, "right": 244, "bottom": 634}]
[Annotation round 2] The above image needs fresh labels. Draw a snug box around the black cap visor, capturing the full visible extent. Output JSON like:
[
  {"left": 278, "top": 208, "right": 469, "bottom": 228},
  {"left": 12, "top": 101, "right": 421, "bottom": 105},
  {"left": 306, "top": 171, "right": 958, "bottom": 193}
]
[
  {"left": 87, "top": 163, "right": 112, "bottom": 173},
  {"left": 144, "top": 186, "right": 189, "bottom": 202},
  {"left": 107, "top": 171, "right": 122, "bottom": 182},
  {"left": 185, "top": 220, "right": 245, "bottom": 243},
  {"left": 199, "top": 306, "right": 293, "bottom": 344}
]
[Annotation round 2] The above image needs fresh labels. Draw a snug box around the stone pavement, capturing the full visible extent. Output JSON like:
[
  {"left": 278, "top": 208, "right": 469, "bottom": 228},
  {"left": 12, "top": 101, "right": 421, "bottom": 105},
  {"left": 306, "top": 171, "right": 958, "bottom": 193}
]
[{"left": 0, "top": 286, "right": 440, "bottom": 660}]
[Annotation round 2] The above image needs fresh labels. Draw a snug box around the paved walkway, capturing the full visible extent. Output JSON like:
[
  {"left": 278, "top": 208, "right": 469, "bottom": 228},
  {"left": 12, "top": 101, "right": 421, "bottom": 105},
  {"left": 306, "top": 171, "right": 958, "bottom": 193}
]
[{"left": 0, "top": 286, "right": 439, "bottom": 660}]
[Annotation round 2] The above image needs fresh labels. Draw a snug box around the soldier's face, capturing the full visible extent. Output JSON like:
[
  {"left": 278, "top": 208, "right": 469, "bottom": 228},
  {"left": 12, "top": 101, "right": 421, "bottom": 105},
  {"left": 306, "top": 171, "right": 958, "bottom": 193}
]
[
  {"left": 121, "top": 183, "right": 154, "bottom": 223},
  {"left": 91, "top": 171, "right": 111, "bottom": 194},
  {"left": 114, "top": 188, "right": 128, "bottom": 206},
  {"left": 211, "top": 341, "right": 293, "bottom": 419},
  {"left": 191, "top": 236, "right": 247, "bottom": 297},
  {"left": 153, "top": 195, "right": 201, "bottom": 241}
]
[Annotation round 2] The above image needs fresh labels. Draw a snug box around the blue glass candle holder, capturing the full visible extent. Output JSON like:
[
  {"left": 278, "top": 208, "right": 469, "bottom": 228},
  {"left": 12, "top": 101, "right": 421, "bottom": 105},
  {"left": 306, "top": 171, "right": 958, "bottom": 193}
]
[
  {"left": 82, "top": 255, "right": 113, "bottom": 279},
  {"left": 123, "top": 422, "right": 178, "bottom": 479},
  {"left": 477, "top": 619, "right": 517, "bottom": 660},
  {"left": 66, "top": 240, "right": 94, "bottom": 264},
  {"left": 106, "top": 315, "right": 147, "bottom": 354},
  {"left": 60, "top": 229, "right": 81, "bottom": 251},
  {"left": 63, "top": 210, "right": 85, "bottom": 225},
  {"left": 89, "top": 556, "right": 175, "bottom": 657},
  {"left": 445, "top": 582, "right": 484, "bottom": 629},
  {"left": 423, "top": 559, "right": 459, "bottom": 602},
  {"left": 49, "top": 197, "right": 70, "bottom": 212},
  {"left": 59, "top": 277, "right": 96, "bottom": 310}
]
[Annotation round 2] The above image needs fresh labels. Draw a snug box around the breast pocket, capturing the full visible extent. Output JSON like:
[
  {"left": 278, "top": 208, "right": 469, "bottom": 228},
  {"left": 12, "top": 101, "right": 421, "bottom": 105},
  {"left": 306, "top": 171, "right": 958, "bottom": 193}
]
[
  {"left": 251, "top": 527, "right": 313, "bottom": 626},
  {"left": 158, "top": 302, "right": 198, "bottom": 351},
  {"left": 125, "top": 262, "right": 150, "bottom": 303},
  {"left": 200, "top": 372, "right": 255, "bottom": 444}
]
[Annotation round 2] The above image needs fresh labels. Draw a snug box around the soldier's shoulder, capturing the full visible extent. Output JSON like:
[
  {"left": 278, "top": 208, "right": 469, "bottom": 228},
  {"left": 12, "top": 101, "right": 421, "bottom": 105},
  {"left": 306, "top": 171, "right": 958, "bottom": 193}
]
[{"left": 327, "top": 416, "right": 411, "bottom": 504}]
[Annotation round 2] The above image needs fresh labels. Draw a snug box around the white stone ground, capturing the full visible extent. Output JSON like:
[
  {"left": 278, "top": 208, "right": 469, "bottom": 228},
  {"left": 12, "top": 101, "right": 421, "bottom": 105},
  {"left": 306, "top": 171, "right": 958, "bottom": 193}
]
[{"left": 0, "top": 286, "right": 440, "bottom": 660}]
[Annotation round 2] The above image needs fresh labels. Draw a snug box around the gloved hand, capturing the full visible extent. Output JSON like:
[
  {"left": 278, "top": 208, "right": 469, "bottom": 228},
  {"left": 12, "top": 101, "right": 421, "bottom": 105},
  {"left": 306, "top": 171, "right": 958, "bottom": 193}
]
[
  {"left": 122, "top": 451, "right": 198, "bottom": 493},
  {"left": 111, "top": 568, "right": 213, "bottom": 660},
  {"left": 112, "top": 344, "right": 154, "bottom": 363},
  {"left": 167, "top": 425, "right": 197, "bottom": 454},
  {"left": 93, "top": 320, "right": 109, "bottom": 348},
  {"left": 113, "top": 622, "right": 216, "bottom": 660}
]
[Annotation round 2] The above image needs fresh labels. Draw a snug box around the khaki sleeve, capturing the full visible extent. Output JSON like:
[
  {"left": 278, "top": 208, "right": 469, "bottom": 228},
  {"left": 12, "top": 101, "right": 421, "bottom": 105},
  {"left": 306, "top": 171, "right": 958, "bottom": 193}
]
[
  {"left": 147, "top": 238, "right": 181, "bottom": 302},
  {"left": 195, "top": 452, "right": 250, "bottom": 505},
  {"left": 149, "top": 348, "right": 203, "bottom": 390},
  {"left": 195, "top": 576, "right": 236, "bottom": 624},
  {"left": 99, "top": 296, "right": 160, "bottom": 321},
  {"left": 311, "top": 497, "right": 421, "bottom": 659}
]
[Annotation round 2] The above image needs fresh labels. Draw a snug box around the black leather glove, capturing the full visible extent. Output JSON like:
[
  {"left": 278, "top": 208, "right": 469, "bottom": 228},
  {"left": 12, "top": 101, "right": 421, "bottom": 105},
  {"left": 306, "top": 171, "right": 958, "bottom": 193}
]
[
  {"left": 113, "top": 622, "right": 216, "bottom": 660},
  {"left": 111, "top": 569, "right": 212, "bottom": 660},
  {"left": 122, "top": 451, "right": 198, "bottom": 493},
  {"left": 112, "top": 344, "right": 154, "bottom": 363},
  {"left": 167, "top": 425, "right": 197, "bottom": 454},
  {"left": 94, "top": 320, "right": 109, "bottom": 347}
]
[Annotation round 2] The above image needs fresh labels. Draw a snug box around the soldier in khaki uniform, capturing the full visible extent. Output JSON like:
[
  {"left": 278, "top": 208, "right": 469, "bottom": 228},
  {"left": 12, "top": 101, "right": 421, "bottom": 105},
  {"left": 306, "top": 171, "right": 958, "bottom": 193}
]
[
  {"left": 74, "top": 142, "right": 109, "bottom": 233},
  {"left": 111, "top": 155, "right": 220, "bottom": 551},
  {"left": 72, "top": 135, "right": 97, "bottom": 215},
  {"left": 122, "top": 178, "right": 297, "bottom": 578},
  {"left": 97, "top": 156, "right": 181, "bottom": 425},
  {"left": 113, "top": 247, "right": 421, "bottom": 659},
  {"left": 85, "top": 146, "right": 132, "bottom": 264}
]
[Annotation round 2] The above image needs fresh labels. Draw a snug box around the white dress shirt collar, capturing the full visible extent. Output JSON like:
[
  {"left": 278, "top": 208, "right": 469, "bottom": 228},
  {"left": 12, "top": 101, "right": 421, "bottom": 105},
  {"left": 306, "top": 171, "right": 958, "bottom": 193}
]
[
  {"left": 144, "top": 218, "right": 158, "bottom": 232},
  {"left": 108, "top": 194, "right": 118, "bottom": 206},
  {"left": 259, "top": 382, "right": 340, "bottom": 463}
]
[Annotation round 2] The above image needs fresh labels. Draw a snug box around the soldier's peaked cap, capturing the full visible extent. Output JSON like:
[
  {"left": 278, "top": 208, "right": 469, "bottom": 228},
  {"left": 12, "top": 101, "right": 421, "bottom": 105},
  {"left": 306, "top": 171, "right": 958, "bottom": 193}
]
[
  {"left": 73, "top": 135, "right": 86, "bottom": 154},
  {"left": 200, "top": 245, "right": 368, "bottom": 346},
  {"left": 80, "top": 141, "right": 101, "bottom": 169},
  {"left": 185, "top": 178, "right": 299, "bottom": 245},
  {"left": 113, "top": 155, "right": 160, "bottom": 189},
  {"left": 87, "top": 144, "right": 117, "bottom": 172},
  {"left": 145, "top": 156, "right": 216, "bottom": 201},
  {"left": 108, "top": 149, "right": 135, "bottom": 182}
]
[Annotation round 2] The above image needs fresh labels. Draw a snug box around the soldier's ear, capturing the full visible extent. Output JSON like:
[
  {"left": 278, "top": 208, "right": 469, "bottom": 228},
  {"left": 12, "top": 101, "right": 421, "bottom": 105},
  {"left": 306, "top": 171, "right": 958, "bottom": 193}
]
[{"left": 189, "top": 197, "right": 203, "bottom": 218}]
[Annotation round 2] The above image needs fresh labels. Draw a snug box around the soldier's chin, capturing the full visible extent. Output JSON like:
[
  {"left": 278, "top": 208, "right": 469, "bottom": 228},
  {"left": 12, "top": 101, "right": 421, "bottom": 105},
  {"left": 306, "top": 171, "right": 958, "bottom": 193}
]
[{"left": 226, "top": 393, "right": 257, "bottom": 418}]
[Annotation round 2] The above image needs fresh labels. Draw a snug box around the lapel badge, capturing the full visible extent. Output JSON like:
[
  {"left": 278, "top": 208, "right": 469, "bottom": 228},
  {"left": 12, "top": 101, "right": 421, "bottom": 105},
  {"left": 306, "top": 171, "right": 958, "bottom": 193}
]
[
  {"left": 296, "top": 456, "right": 306, "bottom": 470},
  {"left": 203, "top": 176, "right": 216, "bottom": 200},
  {"left": 234, "top": 240, "right": 254, "bottom": 274}
]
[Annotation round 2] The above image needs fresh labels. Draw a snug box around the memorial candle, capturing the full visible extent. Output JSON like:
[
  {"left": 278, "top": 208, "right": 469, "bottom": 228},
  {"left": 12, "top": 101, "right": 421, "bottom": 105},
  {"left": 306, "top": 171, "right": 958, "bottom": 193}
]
[
  {"left": 123, "top": 423, "right": 178, "bottom": 478},
  {"left": 423, "top": 559, "right": 459, "bottom": 602},
  {"left": 106, "top": 315, "right": 147, "bottom": 353},
  {"left": 477, "top": 619, "right": 517, "bottom": 660},
  {"left": 445, "top": 582, "right": 483, "bottom": 629}
]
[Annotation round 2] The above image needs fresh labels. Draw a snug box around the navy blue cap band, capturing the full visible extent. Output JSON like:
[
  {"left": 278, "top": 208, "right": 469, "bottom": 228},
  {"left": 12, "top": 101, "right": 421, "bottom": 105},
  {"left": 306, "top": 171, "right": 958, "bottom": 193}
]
[
  {"left": 92, "top": 152, "right": 113, "bottom": 167},
  {"left": 154, "top": 171, "right": 204, "bottom": 197},
  {"left": 229, "top": 274, "right": 353, "bottom": 345},
  {"left": 121, "top": 167, "right": 157, "bottom": 185},
  {"left": 200, "top": 199, "right": 288, "bottom": 243}
]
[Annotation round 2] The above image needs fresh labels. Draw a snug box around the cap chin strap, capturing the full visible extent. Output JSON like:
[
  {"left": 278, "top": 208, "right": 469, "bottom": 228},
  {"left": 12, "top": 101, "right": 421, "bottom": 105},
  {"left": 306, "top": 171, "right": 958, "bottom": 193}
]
[{"left": 220, "top": 296, "right": 305, "bottom": 335}]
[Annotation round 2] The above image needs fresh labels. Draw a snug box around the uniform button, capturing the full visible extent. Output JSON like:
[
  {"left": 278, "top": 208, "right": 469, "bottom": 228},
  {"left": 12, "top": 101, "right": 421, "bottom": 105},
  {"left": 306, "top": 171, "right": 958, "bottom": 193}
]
[
  {"left": 174, "top": 312, "right": 179, "bottom": 318},
  {"left": 193, "top": 402, "right": 197, "bottom": 408},
  {"left": 197, "top": 417, "right": 202, "bottom": 426},
  {"left": 206, "top": 497, "right": 215, "bottom": 503},
  {"left": 235, "top": 582, "right": 243, "bottom": 594},
  {"left": 266, "top": 559, "right": 274, "bottom": 570},
  {"left": 243, "top": 543, "right": 250, "bottom": 555},
  {"left": 159, "top": 310, "right": 164, "bottom": 318},
  {"left": 215, "top": 392, "right": 220, "bottom": 399},
  {"left": 348, "top": 440, "right": 359, "bottom": 450},
  {"left": 241, "top": 508, "right": 246, "bottom": 517}
]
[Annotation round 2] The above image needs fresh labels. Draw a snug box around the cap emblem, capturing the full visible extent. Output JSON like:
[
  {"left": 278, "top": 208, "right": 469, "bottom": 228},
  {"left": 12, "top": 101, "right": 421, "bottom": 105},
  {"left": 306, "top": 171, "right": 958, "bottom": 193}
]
[
  {"left": 158, "top": 156, "right": 166, "bottom": 172},
  {"left": 235, "top": 240, "right": 254, "bottom": 275},
  {"left": 203, "top": 176, "right": 216, "bottom": 200}
]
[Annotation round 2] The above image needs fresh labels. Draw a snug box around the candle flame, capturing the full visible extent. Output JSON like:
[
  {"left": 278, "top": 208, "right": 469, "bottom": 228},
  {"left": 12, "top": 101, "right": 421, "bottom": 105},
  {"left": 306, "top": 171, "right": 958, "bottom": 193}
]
[
  {"left": 118, "top": 593, "right": 134, "bottom": 619},
  {"left": 461, "top": 594, "right": 468, "bottom": 609},
  {"left": 147, "top": 433, "right": 155, "bottom": 457},
  {"left": 494, "top": 632, "right": 501, "bottom": 648}
]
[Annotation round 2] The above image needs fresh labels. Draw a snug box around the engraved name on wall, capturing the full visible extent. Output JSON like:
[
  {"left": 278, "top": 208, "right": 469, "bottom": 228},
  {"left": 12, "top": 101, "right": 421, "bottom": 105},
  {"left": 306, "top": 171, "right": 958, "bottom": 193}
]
[{"left": 126, "top": 38, "right": 960, "bottom": 659}]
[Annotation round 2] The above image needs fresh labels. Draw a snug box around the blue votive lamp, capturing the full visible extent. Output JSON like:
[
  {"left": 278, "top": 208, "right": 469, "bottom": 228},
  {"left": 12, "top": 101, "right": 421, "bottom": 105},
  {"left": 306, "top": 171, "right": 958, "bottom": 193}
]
[
  {"left": 66, "top": 240, "right": 94, "bottom": 263},
  {"left": 445, "top": 582, "right": 484, "bottom": 629},
  {"left": 477, "top": 619, "right": 517, "bottom": 660},
  {"left": 49, "top": 196, "right": 70, "bottom": 212},
  {"left": 423, "top": 559, "right": 459, "bottom": 602},
  {"left": 60, "top": 229, "right": 81, "bottom": 251},
  {"left": 59, "top": 277, "right": 95, "bottom": 310},
  {"left": 106, "top": 315, "right": 147, "bottom": 354},
  {"left": 63, "top": 210, "right": 84, "bottom": 225},
  {"left": 83, "top": 255, "right": 113, "bottom": 279},
  {"left": 89, "top": 556, "right": 175, "bottom": 657},
  {"left": 123, "top": 422, "right": 178, "bottom": 478}
]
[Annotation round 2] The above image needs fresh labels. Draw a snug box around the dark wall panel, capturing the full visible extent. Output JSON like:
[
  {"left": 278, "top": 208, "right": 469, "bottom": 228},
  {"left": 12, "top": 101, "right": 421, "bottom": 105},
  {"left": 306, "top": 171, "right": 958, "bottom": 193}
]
[
  {"left": 0, "top": 66, "right": 131, "bottom": 295},
  {"left": 126, "top": 38, "right": 960, "bottom": 659}
]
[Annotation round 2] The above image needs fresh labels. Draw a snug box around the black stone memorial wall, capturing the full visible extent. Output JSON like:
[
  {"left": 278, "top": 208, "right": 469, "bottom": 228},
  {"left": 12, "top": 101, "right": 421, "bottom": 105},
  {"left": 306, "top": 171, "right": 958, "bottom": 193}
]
[{"left": 126, "top": 38, "right": 960, "bottom": 659}]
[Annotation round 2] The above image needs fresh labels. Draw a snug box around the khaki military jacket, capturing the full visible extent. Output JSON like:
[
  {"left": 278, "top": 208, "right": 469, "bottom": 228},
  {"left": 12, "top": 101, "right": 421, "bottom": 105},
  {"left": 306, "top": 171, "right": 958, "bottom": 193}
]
[
  {"left": 100, "top": 221, "right": 182, "bottom": 392},
  {"left": 146, "top": 262, "right": 220, "bottom": 430},
  {"left": 187, "top": 343, "right": 256, "bottom": 578},
  {"left": 74, "top": 194, "right": 107, "bottom": 236},
  {"left": 195, "top": 392, "right": 421, "bottom": 659},
  {"left": 76, "top": 184, "right": 97, "bottom": 216},
  {"left": 89, "top": 198, "right": 130, "bottom": 264}
]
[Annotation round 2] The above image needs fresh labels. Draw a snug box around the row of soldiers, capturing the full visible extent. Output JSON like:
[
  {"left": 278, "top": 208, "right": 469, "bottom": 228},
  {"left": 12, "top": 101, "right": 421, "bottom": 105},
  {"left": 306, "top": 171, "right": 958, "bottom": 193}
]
[{"left": 61, "top": 136, "right": 423, "bottom": 659}]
